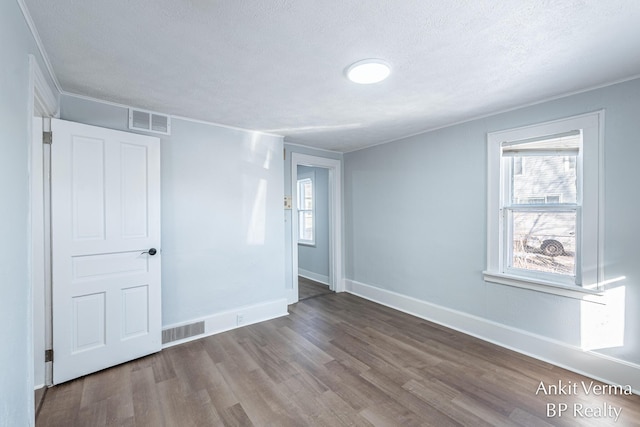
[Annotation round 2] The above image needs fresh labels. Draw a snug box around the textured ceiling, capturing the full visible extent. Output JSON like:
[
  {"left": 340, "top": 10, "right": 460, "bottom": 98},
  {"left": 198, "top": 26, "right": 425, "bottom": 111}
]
[{"left": 24, "top": 0, "right": 640, "bottom": 152}]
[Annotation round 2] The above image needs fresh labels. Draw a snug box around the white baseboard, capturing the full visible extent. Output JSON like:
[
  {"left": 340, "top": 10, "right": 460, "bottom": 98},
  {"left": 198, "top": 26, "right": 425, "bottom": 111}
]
[
  {"left": 345, "top": 279, "right": 640, "bottom": 394},
  {"left": 161, "top": 298, "right": 288, "bottom": 348},
  {"left": 298, "top": 268, "right": 330, "bottom": 286}
]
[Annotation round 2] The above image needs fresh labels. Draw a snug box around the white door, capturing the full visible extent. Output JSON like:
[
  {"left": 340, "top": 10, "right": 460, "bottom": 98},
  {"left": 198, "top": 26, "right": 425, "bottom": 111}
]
[{"left": 51, "top": 118, "right": 161, "bottom": 384}]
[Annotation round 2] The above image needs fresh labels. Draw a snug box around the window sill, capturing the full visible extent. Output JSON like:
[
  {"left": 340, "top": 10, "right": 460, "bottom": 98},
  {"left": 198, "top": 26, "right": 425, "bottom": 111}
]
[{"left": 483, "top": 271, "right": 604, "bottom": 300}]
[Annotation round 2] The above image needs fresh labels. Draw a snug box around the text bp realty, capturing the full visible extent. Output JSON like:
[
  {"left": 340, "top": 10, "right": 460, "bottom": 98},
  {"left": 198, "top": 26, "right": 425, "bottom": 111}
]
[{"left": 546, "top": 402, "right": 622, "bottom": 422}]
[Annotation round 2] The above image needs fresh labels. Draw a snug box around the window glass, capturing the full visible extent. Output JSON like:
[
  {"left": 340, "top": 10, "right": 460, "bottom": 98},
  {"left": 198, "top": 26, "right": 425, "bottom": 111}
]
[
  {"left": 510, "top": 211, "right": 576, "bottom": 276},
  {"left": 297, "top": 177, "right": 314, "bottom": 244},
  {"left": 511, "top": 155, "right": 577, "bottom": 205},
  {"left": 503, "top": 135, "right": 580, "bottom": 281}
]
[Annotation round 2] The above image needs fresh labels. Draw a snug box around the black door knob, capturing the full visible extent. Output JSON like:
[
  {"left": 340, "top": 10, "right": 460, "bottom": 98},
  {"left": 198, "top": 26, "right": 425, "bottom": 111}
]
[{"left": 141, "top": 248, "right": 157, "bottom": 256}]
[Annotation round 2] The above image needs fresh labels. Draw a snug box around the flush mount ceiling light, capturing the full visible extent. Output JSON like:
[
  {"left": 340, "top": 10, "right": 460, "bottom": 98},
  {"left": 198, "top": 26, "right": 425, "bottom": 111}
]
[{"left": 345, "top": 59, "right": 391, "bottom": 84}]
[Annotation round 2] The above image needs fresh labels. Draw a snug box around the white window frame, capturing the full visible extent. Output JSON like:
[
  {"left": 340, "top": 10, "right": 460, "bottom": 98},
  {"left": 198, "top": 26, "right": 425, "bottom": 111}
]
[
  {"left": 484, "top": 111, "right": 604, "bottom": 299},
  {"left": 297, "top": 172, "right": 315, "bottom": 246}
]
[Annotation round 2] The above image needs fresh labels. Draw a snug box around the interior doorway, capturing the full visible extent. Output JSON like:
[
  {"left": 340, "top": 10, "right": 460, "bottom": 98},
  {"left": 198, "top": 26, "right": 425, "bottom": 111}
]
[
  {"left": 290, "top": 153, "right": 342, "bottom": 304},
  {"left": 296, "top": 164, "right": 331, "bottom": 299}
]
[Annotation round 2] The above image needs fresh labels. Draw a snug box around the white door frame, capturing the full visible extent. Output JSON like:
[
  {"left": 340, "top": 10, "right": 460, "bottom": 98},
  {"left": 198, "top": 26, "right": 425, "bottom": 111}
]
[
  {"left": 290, "top": 153, "right": 343, "bottom": 303},
  {"left": 28, "top": 54, "right": 58, "bottom": 392}
]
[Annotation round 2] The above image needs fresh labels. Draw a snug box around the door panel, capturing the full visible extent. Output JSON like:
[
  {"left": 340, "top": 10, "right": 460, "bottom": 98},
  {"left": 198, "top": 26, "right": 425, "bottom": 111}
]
[
  {"left": 71, "top": 136, "right": 106, "bottom": 240},
  {"left": 72, "top": 293, "right": 105, "bottom": 352},
  {"left": 121, "top": 143, "right": 149, "bottom": 238},
  {"left": 51, "top": 118, "right": 161, "bottom": 384},
  {"left": 122, "top": 285, "right": 149, "bottom": 339}
]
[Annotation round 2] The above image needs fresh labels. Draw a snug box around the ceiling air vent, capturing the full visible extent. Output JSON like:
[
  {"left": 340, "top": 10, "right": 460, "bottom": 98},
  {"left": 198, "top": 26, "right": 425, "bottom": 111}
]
[{"left": 128, "top": 108, "right": 171, "bottom": 135}]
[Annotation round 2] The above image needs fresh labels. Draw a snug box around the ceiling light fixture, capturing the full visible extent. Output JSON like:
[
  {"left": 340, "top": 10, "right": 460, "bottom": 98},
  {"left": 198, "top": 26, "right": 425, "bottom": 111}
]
[{"left": 345, "top": 59, "right": 391, "bottom": 84}]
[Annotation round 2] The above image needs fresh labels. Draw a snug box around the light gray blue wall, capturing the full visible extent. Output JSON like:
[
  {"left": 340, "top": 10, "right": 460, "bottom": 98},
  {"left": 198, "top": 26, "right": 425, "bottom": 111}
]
[
  {"left": 61, "top": 95, "right": 286, "bottom": 326},
  {"left": 0, "top": 1, "right": 57, "bottom": 425},
  {"left": 297, "top": 166, "right": 330, "bottom": 282},
  {"left": 345, "top": 78, "right": 640, "bottom": 365}
]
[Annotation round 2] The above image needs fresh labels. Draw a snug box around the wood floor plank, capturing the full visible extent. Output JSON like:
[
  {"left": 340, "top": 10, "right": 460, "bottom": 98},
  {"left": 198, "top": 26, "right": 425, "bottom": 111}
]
[
  {"left": 298, "top": 276, "right": 333, "bottom": 300},
  {"left": 508, "top": 407, "right": 556, "bottom": 427},
  {"left": 37, "top": 292, "right": 640, "bottom": 426},
  {"left": 150, "top": 350, "right": 177, "bottom": 383},
  {"left": 451, "top": 393, "right": 521, "bottom": 427},
  {"left": 402, "top": 378, "right": 496, "bottom": 427},
  {"left": 215, "top": 360, "right": 291, "bottom": 425},
  {"left": 243, "top": 367, "right": 307, "bottom": 426},
  {"left": 359, "top": 400, "right": 426, "bottom": 427},
  {"left": 184, "top": 388, "right": 225, "bottom": 427},
  {"left": 130, "top": 366, "right": 165, "bottom": 427},
  {"left": 320, "top": 390, "right": 376, "bottom": 427},
  {"left": 75, "top": 398, "right": 107, "bottom": 427},
  {"left": 36, "top": 378, "right": 83, "bottom": 427},
  {"left": 219, "top": 403, "right": 254, "bottom": 427},
  {"left": 277, "top": 325, "right": 335, "bottom": 365},
  {"left": 155, "top": 377, "right": 199, "bottom": 427},
  {"left": 300, "top": 329, "right": 373, "bottom": 374},
  {"left": 359, "top": 368, "right": 461, "bottom": 426},
  {"left": 275, "top": 374, "right": 327, "bottom": 422}
]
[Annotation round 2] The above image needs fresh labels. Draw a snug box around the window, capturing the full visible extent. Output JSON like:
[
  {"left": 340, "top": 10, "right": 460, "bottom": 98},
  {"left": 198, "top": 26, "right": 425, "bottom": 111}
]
[
  {"left": 297, "top": 174, "right": 315, "bottom": 245},
  {"left": 485, "top": 112, "right": 603, "bottom": 296},
  {"left": 514, "top": 157, "right": 524, "bottom": 175},
  {"left": 504, "top": 134, "right": 579, "bottom": 278}
]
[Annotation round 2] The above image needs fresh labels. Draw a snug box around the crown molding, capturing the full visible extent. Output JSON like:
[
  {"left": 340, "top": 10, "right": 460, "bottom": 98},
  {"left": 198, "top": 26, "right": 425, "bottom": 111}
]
[{"left": 17, "top": 0, "right": 62, "bottom": 94}]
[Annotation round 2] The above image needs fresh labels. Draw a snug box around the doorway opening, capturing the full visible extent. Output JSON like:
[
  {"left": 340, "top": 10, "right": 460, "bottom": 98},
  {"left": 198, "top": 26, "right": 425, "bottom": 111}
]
[
  {"left": 289, "top": 153, "right": 342, "bottom": 304},
  {"left": 296, "top": 165, "right": 332, "bottom": 300}
]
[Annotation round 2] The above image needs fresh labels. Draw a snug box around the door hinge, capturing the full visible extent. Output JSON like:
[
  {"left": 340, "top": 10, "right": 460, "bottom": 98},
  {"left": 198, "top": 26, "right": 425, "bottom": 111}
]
[
  {"left": 43, "top": 131, "right": 52, "bottom": 145},
  {"left": 44, "top": 349, "right": 53, "bottom": 363}
]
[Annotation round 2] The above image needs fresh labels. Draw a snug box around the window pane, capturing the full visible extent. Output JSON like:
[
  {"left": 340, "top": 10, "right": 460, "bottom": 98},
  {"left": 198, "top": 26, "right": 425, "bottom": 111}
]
[
  {"left": 511, "top": 211, "right": 576, "bottom": 276},
  {"left": 299, "top": 211, "right": 313, "bottom": 241},
  {"left": 297, "top": 177, "right": 314, "bottom": 242},
  {"left": 297, "top": 179, "right": 313, "bottom": 210},
  {"left": 512, "top": 155, "right": 577, "bottom": 204},
  {"left": 303, "top": 181, "right": 313, "bottom": 209}
]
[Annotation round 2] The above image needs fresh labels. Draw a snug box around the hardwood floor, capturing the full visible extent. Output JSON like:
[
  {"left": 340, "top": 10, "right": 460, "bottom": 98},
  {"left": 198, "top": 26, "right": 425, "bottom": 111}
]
[
  {"left": 298, "top": 276, "right": 333, "bottom": 300},
  {"left": 37, "top": 292, "right": 640, "bottom": 426},
  {"left": 35, "top": 386, "right": 47, "bottom": 419}
]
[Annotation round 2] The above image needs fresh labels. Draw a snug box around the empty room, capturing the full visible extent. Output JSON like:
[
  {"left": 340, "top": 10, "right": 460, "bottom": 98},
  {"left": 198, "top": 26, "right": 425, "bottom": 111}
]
[{"left": 2, "top": 1, "right": 640, "bottom": 425}]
